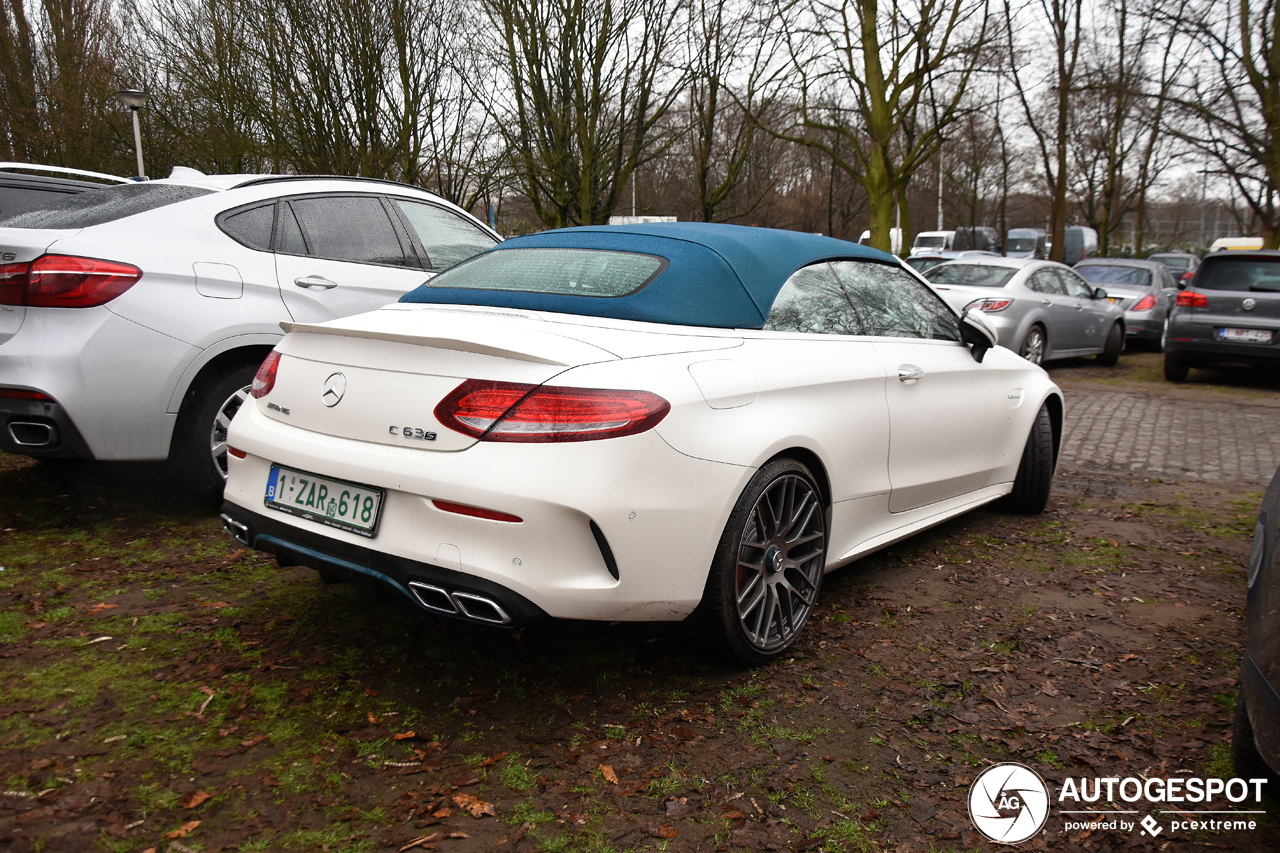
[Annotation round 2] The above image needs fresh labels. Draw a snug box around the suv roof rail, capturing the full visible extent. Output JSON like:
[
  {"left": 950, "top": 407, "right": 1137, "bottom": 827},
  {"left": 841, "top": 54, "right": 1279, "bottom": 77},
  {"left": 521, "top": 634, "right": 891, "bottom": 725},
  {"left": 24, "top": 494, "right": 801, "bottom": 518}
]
[
  {"left": 0, "top": 162, "right": 131, "bottom": 184},
  {"left": 232, "top": 173, "right": 436, "bottom": 193}
]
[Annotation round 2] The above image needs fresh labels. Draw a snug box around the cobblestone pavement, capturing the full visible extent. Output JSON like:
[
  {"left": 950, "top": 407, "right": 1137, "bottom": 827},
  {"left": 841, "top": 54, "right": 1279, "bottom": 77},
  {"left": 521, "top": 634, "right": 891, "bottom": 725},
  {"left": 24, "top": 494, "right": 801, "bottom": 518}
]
[{"left": 1059, "top": 386, "right": 1280, "bottom": 484}]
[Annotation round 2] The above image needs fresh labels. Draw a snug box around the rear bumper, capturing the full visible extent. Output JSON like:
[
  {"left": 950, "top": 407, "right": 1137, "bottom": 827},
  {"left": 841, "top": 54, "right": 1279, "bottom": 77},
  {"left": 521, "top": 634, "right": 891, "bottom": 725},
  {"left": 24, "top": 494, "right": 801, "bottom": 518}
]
[
  {"left": 1167, "top": 313, "right": 1280, "bottom": 365},
  {"left": 220, "top": 502, "right": 549, "bottom": 627},
  {"left": 0, "top": 395, "right": 94, "bottom": 458}
]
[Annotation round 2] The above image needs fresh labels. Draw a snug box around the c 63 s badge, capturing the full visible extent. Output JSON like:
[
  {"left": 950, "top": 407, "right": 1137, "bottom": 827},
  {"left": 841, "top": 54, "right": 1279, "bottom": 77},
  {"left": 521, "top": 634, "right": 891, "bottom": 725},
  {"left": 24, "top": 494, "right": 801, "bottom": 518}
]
[{"left": 391, "top": 426, "right": 437, "bottom": 442}]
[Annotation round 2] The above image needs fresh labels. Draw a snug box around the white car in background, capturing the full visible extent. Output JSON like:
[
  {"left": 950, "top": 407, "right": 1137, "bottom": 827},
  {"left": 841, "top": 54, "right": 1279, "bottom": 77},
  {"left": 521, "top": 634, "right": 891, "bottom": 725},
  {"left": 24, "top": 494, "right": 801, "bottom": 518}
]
[
  {"left": 221, "top": 223, "right": 1063, "bottom": 662},
  {"left": 0, "top": 170, "right": 499, "bottom": 499}
]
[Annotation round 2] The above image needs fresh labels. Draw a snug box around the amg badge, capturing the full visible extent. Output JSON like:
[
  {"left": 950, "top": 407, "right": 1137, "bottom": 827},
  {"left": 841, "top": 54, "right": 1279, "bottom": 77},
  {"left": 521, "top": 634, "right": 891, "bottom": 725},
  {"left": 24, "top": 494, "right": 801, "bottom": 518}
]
[{"left": 390, "top": 426, "right": 437, "bottom": 441}]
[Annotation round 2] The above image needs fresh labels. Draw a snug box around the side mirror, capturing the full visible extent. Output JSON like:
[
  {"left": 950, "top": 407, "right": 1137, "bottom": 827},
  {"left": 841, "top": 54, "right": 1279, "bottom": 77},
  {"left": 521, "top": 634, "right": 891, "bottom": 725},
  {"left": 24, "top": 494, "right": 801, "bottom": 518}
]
[
  {"left": 1092, "top": 287, "right": 1109, "bottom": 300},
  {"left": 959, "top": 308, "right": 998, "bottom": 363}
]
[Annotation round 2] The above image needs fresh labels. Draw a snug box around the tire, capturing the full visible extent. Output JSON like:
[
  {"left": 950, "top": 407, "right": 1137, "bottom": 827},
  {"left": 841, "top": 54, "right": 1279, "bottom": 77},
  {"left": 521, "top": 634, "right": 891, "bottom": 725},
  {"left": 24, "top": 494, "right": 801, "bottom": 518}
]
[
  {"left": 1163, "top": 352, "right": 1190, "bottom": 382},
  {"left": 169, "top": 361, "right": 258, "bottom": 504},
  {"left": 1019, "top": 325, "right": 1047, "bottom": 366},
  {"left": 1002, "top": 404, "right": 1054, "bottom": 515},
  {"left": 1097, "top": 322, "right": 1123, "bottom": 366},
  {"left": 1232, "top": 694, "right": 1275, "bottom": 781},
  {"left": 704, "top": 458, "right": 827, "bottom": 664},
  {"left": 1150, "top": 316, "right": 1168, "bottom": 353}
]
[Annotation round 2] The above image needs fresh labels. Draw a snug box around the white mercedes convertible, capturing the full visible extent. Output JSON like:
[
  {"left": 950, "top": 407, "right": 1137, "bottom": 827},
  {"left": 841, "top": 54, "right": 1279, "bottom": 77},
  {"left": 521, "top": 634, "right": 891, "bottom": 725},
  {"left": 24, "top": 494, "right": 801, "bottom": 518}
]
[{"left": 221, "top": 223, "right": 1063, "bottom": 662}]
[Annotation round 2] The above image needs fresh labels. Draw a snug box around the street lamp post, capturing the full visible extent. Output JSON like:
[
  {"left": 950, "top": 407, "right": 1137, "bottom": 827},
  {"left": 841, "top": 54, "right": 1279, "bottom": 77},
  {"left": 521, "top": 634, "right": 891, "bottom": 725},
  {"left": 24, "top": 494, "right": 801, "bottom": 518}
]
[{"left": 115, "top": 89, "right": 149, "bottom": 180}]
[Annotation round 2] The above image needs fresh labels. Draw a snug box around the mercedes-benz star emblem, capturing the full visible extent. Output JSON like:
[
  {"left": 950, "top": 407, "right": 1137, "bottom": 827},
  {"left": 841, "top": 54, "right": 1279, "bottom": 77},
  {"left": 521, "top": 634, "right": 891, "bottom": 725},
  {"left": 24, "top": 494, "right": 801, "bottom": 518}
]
[{"left": 321, "top": 372, "right": 347, "bottom": 407}]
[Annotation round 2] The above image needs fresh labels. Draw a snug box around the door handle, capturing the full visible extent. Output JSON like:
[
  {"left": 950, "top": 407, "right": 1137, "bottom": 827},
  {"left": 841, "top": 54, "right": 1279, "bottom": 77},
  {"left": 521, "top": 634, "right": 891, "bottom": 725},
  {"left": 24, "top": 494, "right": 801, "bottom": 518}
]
[
  {"left": 1042, "top": 299, "right": 1052, "bottom": 306},
  {"left": 898, "top": 365, "right": 924, "bottom": 384},
  {"left": 294, "top": 275, "right": 337, "bottom": 290}
]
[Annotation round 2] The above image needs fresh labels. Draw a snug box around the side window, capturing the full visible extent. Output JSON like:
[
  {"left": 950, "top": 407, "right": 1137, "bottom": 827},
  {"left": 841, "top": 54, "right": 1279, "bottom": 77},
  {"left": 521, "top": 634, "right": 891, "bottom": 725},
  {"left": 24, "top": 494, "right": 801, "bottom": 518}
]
[
  {"left": 392, "top": 199, "right": 498, "bottom": 270},
  {"left": 765, "top": 260, "right": 961, "bottom": 341},
  {"left": 1028, "top": 270, "right": 1065, "bottom": 295},
  {"left": 217, "top": 203, "right": 274, "bottom": 251},
  {"left": 1057, "top": 270, "right": 1094, "bottom": 299},
  {"left": 277, "top": 203, "right": 307, "bottom": 255},
  {"left": 1161, "top": 268, "right": 1178, "bottom": 290},
  {"left": 286, "top": 195, "right": 413, "bottom": 267}
]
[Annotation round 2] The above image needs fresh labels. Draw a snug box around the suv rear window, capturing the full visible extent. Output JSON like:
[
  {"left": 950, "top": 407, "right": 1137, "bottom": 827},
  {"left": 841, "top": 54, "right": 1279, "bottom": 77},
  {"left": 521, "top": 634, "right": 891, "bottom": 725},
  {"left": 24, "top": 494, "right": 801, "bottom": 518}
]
[
  {"left": 1198, "top": 258, "right": 1280, "bottom": 292},
  {"left": 0, "top": 183, "right": 213, "bottom": 229}
]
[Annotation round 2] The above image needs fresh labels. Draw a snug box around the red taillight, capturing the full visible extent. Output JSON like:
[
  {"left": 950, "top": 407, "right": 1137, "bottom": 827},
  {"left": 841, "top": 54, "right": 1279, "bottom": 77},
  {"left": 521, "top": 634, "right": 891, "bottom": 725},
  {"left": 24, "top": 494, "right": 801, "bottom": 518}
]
[
  {"left": 228, "top": 446, "right": 247, "bottom": 459},
  {"left": 0, "top": 388, "right": 52, "bottom": 401},
  {"left": 1131, "top": 294, "right": 1157, "bottom": 311},
  {"left": 0, "top": 255, "right": 143, "bottom": 307},
  {"left": 965, "top": 298, "right": 1011, "bottom": 313},
  {"left": 251, "top": 351, "right": 281, "bottom": 398},
  {"left": 432, "top": 499, "right": 522, "bottom": 523},
  {"left": 434, "top": 379, "right": 670, "bottom": 443},
  {"left": 1180, "top": 270, "right": 1194, "bottom": 281},
  {"left": 1176, "top": 290, "right": 1209, "bottom": 308}
]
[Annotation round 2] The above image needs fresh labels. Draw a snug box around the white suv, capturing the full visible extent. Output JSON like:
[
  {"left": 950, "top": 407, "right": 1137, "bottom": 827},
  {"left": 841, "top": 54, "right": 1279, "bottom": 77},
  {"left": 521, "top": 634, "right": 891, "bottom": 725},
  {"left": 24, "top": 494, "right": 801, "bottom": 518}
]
[{"left": 0, "top": 170, "right": 499, "bottom": 499}]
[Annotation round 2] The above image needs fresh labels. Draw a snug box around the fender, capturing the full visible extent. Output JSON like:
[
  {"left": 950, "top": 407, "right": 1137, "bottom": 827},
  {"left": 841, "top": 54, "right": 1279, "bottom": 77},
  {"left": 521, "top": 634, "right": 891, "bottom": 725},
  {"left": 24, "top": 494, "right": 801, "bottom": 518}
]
[{"left": 166, "top": 332, "right": 282, "bottom": 413}]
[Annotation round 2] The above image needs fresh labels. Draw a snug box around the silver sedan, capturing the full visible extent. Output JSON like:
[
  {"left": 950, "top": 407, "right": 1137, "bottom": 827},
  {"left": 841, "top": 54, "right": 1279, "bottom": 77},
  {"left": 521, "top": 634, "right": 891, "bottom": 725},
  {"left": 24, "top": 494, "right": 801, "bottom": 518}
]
[{"left": 922, "top": 257, "right": 1127, "bottom": 365}]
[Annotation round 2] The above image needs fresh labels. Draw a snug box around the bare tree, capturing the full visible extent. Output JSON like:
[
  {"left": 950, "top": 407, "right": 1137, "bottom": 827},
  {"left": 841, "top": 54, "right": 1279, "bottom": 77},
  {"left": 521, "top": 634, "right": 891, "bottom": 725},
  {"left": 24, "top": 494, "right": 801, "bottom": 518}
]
[
  {"left": 772, "top": 0, "right": 994, "bottom": 254},
  {"left": 1173, "top": 0, "right": 1280, "bottom": 246},
  {"left": 480, "top": 0, "right": 683, "bottom": 228}
]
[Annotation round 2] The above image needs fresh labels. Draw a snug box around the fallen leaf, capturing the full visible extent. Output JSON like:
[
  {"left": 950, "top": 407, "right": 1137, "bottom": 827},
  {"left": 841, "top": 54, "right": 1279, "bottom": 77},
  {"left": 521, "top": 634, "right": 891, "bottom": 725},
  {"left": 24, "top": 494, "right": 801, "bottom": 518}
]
[
  {"left": 180, "top": 790, "right": 212, "bottom": 809},
  {"left": 367, "top": 711, "right": 381, "bottom": 725},
  {"left": 88, "top": 602, "right": 118, "bottom": 615},
  {"left": 200, "top": 601, "right": 230, "bottom": 608},
  {"left": 30, "top": 758, "right": 52, "bottom": 770},
  {"left": 447, "top": 832, "right": 470, "bottom": 839},
  {"left": 478, "top": 751, "right": 510, "bottom": 767},
  {"left": 239, "top": 734, "right": 268, "bottom": 748},
  {"left": 398, "top": 834, "right": 439, "bottom": 852},
  {"left": 164, "top": 820, "right": 200, "bottom": 840},
  {"left": 651, "top": 825, "right": 679, "bottom": 838},
  {"left": 365, "top": 687, "right": 379, "bottom": 697},
  {"left": 600, "top": 764, "right": 618, "bottom": 784},
  {"left": 452, "top": 792, "right": 496, "bottom": 817},
  {"left": 431, "top": 807, "right": 456, "bottom": 819},
  {"left": 259, "top": 770, "right": 280, "bottom": 787},
  {"left": 394, "top": 731, "right": 417, "bottom": 741}
]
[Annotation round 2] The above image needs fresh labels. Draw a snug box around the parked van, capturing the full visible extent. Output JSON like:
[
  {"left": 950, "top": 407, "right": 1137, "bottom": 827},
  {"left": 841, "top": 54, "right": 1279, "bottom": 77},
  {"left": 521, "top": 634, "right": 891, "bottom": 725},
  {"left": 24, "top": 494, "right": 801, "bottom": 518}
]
[
  {"left": 1062, "top": 226, "right": 1099, "bottom": 265},
  {"left": 954, "top": 226, "right": 1001, "bottom": 254},
  {"left": 858, "top": 228, "right": 903, "bottom": 254},
  {"left": 911, "top": 230, "right": 955, "bottom": 252},
  {"left": 1208, "top": 237, "right": 1265, "bottom": 251},
  {"left": 1006, "top": 227, "right": 1047, "bottom": 259}
]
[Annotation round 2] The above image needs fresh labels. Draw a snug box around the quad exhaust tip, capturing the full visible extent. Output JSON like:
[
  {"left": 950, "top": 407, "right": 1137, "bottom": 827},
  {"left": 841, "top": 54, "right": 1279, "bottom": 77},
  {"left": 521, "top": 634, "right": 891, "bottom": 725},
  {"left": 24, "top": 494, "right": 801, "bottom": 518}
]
[
  {"left": 8, "top": 421, "right": 56, "bottom": 447},
  {"left": 221, "top": 514, "right": 250, "bottom": 545},
  {"left": 408, "top": 581, "right": 511, "bottom": 625}
]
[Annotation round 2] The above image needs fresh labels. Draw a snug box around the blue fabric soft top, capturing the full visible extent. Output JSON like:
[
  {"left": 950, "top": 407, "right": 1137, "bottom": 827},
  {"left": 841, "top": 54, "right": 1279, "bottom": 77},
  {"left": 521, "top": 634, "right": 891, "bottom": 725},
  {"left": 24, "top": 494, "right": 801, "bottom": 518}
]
[{"left": 398, "top": 222, "right": 896, "bottom": 329}]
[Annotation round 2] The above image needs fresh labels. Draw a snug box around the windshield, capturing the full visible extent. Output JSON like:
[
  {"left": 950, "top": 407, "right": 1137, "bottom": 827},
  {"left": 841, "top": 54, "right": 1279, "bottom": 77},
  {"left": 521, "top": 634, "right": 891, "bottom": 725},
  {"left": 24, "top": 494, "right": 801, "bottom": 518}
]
[
  {"left": 1197, "top": 258, "right": 1280, "bottom": 292},
  {"left": 1152, "top": 256, "right": 1191, "bottom": 271},
  {"left": 914, "top": 235, "right": 947, "bottom": 249},
  {"left": 1076, "top": 266, "right": 1151, "bottom": 287},
  {"left": 923, "top": 263, "right": 1017, "bottom": 288},
  {"left": 1007, "top": 238, "right": 1038, "bottom": 252},
  {"left": 421, "top": 247, "right": 666, "bottom": 297}
]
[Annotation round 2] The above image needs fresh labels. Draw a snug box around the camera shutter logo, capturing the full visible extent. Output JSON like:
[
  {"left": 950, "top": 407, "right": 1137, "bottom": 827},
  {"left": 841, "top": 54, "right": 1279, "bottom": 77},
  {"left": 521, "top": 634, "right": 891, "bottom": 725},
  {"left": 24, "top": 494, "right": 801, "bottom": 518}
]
[{"left": 969, "top": 762, "right": 1051, "bottom": 844}]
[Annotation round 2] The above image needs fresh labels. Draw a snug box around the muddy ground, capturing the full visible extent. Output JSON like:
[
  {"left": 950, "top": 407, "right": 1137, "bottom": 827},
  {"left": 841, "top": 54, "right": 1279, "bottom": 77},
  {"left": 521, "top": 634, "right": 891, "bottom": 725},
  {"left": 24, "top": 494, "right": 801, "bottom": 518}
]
[{"left": 1, "top": 353, "right": 1278, "bottom": 852}]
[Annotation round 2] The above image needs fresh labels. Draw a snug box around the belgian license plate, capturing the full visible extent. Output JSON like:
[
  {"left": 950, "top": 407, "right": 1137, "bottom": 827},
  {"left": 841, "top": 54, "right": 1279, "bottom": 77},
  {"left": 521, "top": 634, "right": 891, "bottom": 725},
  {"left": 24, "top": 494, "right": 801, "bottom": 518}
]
[
  {"left": 264, "top": 465, "right": 383, "bottom": 537},
  {"left": 1217, "top": 327, "right": 1272, "bottom": 344}
]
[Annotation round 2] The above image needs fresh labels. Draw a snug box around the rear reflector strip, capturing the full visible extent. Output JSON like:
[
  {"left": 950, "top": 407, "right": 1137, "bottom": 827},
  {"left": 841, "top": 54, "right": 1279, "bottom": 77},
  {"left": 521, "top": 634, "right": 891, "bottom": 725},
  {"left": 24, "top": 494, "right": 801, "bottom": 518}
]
[
  {"left": 0, "top": 388, "right": 53, "bottom": 401},
  {"left": 431, "top": 499, "right": 522, "bottom": 523}
]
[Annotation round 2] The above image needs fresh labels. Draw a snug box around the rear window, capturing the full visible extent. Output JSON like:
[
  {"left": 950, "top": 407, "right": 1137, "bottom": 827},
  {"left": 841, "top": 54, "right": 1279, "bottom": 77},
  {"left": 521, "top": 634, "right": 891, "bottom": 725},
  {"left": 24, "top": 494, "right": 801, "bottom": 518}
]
[
  {"left": 924, "top": 263, "right": 1017, "bottom": 288},
  {"left": 424, "top": 248, "right": 666, "bottom": 297},
  {"left": 1152, "top": 255, "right": 1191, "bottom": 271},
  {"left": 914, "top": 235, "right": 947, "bottom": 249},
  {"left": 1198, "top": 258, "right": 1280, "bottom": 292},
  {"left": 0, "top": 183, "right": 213, "bottom": 229},
  {"left": 1076, "top": 265, "right": 1151, "bottom": 287}
]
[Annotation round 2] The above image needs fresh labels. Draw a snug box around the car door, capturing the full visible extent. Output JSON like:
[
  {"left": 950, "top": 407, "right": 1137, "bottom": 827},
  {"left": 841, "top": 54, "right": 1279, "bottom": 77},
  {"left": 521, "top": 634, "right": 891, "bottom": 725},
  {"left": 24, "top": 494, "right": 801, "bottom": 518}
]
[
  {"left": 273, "top": 194, "right": 432, "bottom": 323},
  {"left": 388, "top": 197, "right": 500, "bottom": 270},
  {"left": 1056, "top": 268, "right": 1111, "bottom": 348},
  {"left": 834, "top": 262, "right": 1006, "bottom": 512},
  {"left": 1026, "top": 268, "right": 1081, "bottom": 351}
]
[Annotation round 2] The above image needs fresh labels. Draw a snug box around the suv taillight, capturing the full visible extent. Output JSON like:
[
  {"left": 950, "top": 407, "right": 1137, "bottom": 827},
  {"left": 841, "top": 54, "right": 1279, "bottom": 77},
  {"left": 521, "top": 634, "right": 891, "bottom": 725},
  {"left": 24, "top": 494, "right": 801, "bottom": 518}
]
[
  {"left": 251, "top": 351, "right": 281, "bottom": 398},
  {"left": 435, "top": 379, "right": 670, "bottom": 443},
  {"left": 0, "top": 255, "right": 142, "bottom": 307},
  {"left": 1176, "top": 290, "right": 1209, "bottom": 308}
]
